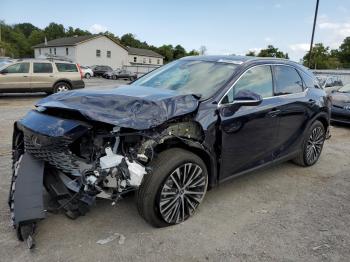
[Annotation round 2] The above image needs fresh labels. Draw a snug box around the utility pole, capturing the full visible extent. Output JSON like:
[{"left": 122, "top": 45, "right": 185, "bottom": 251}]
[{"left": 308, "top": 0, "right": 320, "bottom": 68}]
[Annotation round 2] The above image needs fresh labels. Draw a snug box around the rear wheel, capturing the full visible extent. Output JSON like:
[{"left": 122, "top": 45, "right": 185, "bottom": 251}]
[
  {"left": 137, "top": 148, "right": 208, "bottom": 227},
  {"left": 293, "top": 120, "right": 326, "bottom": 166},
  {"left": 53, "top": 82, "right": 71, "bottom": 93},
  {"left": 112, "top": 75, "right": 117, "bottom": 80},
  {"left": 85, "top": 73, "right": 91, "bottom": 79}
]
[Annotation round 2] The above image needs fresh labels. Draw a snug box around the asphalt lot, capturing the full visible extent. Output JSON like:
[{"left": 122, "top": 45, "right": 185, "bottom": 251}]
[{"left": 0, "top": 78, "right": 349, "bottom": 261}]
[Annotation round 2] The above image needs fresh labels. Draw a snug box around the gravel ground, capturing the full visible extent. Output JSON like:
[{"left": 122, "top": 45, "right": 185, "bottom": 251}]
[{"left": 0, "top": 78, "right": 349, "bottom": 261}]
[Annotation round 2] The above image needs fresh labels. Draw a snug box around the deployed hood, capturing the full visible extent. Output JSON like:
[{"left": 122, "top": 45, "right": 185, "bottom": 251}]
[
  {"left": 36, "top": 85, "right": 199, "bottom": 130},
  {"left": 330, "top": 92, "right": 350, "bottom": 107}
]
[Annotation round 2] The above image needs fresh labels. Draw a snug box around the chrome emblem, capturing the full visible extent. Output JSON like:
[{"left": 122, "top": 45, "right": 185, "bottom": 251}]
[
  {"left": 344, "top": 105, "right": 350, "bottom": 110},
  {"left": 31, "top": 136, "right": 42, "bottom": 148}
]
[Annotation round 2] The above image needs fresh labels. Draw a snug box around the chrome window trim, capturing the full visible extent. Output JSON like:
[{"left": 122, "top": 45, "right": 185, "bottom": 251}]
[{"left": 218, "top": 63, "right": 309, "bottom": 107}]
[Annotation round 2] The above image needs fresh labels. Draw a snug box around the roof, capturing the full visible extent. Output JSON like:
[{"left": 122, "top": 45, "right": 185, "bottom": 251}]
[
  {"left": 32, "top": 35, "right": 128, "bottom": 50},
  {"left": 181, "top": 55, "right": 303, "bottom": 67},
  {"left": 127, "top": 47, "right": 163, "bottom": 58}
]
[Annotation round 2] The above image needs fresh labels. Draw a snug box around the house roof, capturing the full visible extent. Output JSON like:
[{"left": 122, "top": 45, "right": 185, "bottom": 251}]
[
  {"left": 32, "top": 35, "right": 128, "bottom": 50},
  {"left": 127, "top": 47, "right": 163, "bottom": 58}
]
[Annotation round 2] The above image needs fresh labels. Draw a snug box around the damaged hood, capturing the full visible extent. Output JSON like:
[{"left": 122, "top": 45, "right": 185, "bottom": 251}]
[{"left": 36, "top": 85, "right": 199, "bottom": 130}]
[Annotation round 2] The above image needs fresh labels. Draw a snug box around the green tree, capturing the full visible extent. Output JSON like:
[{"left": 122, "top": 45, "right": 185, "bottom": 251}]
[
  {"left": 245, "top": 50, "right": 256, "bottom": 56},
  {"left": 338, "top": 37, "right": 350, "bottom": 68},
  {"left": 13, "top": 23, "right": 39, "bottom": 38},
  {"left": 44, "top": 22, "right": 65, "bottom": 40},
  {"left": 187, "top": 49, "right": 199, "bottom": 56},
  {"left": 158, "top": 44, "right": 174, "bottom": 62},
  {"left": 258, "top": 45, "right": 288, "bottom": 58},
  {"left": 302, "top": 43, "right": 341, "bottom": 69},
  {"left": 173, "top": 44, "right": 186, "bottom": 59}
]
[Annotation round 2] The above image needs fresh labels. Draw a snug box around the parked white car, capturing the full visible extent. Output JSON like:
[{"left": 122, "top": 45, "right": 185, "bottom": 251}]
[{"left": 80, "top": 66, "right": 94, "bottom": 79}]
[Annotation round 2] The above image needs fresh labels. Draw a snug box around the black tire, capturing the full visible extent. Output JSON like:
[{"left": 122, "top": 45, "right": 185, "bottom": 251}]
[
  {"left": 293, "top": 120, "right": 325, "bottom": 167},
  {"left": 85, "top": 73, "right": 91, "bottom": 79},
  {"left": 53, "top": 82, "right": 71, "bottom": 93},
  {"left": 137, "top": 148, "right": 208, "bottom": 227},
  {"left": 112, "top": 75, "right": 117, "bottom": 80}
]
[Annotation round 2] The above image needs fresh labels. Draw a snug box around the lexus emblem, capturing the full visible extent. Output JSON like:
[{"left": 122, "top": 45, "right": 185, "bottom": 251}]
[
  {"left": 344, "top": 105, "right": 350, "bottom": 110},
  {"left": 31, "top": 136, "right": 42, "bottom": 148}
]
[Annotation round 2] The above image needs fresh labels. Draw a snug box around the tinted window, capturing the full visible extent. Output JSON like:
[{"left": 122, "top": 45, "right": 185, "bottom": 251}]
[
  {"left": 4, "top": 63, "right": 30, "bottom": 73},
  {"left": 301, "top": 71, "right": 319, "bottom": 89},
  {"left": 274, "top": 65, "right": 303, "bottom": 95},
  {"left": 33, "top": 63, "right": 53, "bottom": 73},
  {"left": 222, "top": 66, "right": 273, "bottom": 103},
  {"left": 56, "top": 63, "right": 78, "bottom": 72}
]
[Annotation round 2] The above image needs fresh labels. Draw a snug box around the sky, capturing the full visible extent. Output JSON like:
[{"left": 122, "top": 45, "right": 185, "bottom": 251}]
[{"left": 1, "top": 0, "right": 350, "bottom": 61}]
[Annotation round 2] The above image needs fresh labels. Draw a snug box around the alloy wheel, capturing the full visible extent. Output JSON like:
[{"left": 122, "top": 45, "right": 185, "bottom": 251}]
[
  {"left": 306, "top": 126, "right": 325, "bottom": 164},
  {"left": 56, "top": 85, "right": 69, "bottom": 92},
  {"left": 158, "top": 163, "right": 207, "bottom": 224}
]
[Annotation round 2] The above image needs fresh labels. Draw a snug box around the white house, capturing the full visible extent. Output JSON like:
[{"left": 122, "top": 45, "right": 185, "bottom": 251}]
[
  {"left": 127, "top": 47, "right": 164, "bottom": 66},
  {"left": 33, "top": 35, "right": 163, "bottom": 69}
]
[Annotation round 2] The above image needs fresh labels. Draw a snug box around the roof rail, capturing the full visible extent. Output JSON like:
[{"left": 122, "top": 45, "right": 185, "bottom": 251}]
[{"left": 44, "top": 54, "right": 73, "bottom": 63}]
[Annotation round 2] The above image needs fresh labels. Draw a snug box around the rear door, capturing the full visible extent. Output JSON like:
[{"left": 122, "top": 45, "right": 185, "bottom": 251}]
[
  {"left": 0, "top": 62, "right": 31, "bottom": 91},
  {"left": 272, "top": 65, "right": 310, "bottom": 158},
  {"left": 219, "top": 65, "right": 280, "bottom": 180},
  {"left": 31, "top": 62, "right": 54, "bottom": 90}
]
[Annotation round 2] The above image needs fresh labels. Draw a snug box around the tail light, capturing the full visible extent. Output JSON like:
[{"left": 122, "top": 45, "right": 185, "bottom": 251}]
[{"left": 77, "top": 64, "right": 83, "bottom": 80}]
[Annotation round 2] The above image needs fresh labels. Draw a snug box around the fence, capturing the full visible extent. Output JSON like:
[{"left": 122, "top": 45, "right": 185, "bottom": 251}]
[
  {"left": 312, "top": 69, "right": 350, "bottom": 85},
  {"left": 123, "top": 64, "right": 161, "bottom": 77}
]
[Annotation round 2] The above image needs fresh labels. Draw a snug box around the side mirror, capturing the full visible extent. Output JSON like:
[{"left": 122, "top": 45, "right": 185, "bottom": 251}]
[
  {"left": 232, "top": 90, "right": 263, "bottom": 106},
  {"left": 219, "top": 90, "right": 262, "bottom": 117}
]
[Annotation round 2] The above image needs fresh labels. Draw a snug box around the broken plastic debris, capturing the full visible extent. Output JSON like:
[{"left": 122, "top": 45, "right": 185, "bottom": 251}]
[
  {"left": 100, "top": 147, "right": 123, "bottom": 169},
  {"left": 96, "top": 233, "right": 125, "bottom": 245}
]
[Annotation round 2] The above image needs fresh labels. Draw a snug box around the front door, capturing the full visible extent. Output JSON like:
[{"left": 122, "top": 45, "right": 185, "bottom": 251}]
[
  {"left": 31, "top": 62, "right": 54, "bottom": 90},
  {"left": 0, "top": 62, "right": 31, "bottom": 91},
  {"left": 219, "top": 65, "right": 280, "bottom": 180}
]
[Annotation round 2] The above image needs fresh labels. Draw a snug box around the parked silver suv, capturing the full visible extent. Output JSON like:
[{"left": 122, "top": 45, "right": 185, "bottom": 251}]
[{"left": 0, "top": 59, "right": 85, "bottom": 93}]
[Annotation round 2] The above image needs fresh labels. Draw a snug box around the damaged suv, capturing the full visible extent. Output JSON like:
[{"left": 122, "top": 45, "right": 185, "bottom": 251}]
[{"left": 9, "top": 56, "right": 330, "bottom": 248}]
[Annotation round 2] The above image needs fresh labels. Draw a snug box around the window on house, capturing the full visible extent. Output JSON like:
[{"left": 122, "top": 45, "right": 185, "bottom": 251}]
[
  {"left": 107, "top": 51, "right": 111, "bottom": 58},
  {"left": 149, "top": 58, "right": 152, "bottom": 64},
  {"left": 143, "top": 58, "right": 146, "bottom": 64},
  {"left": 54, "top": 48, "right": 56, "bottom": 55},
  {"left": 39, "top": 48, "right": 41, "bottom": 55},
  {"left": 133, "top": 57, "right": 137, "bottom": 63},
  {"left": 96, "top": 49, "right": 101, "bottom": 57},
  {"left": 49, "top": 48, "right": 52, "bottom": 54},
  {"left": 33, "top": 63, "right": 53, "bottom": 73},
  {"left": 66, "top": 48, "right": 69, "bottom": 56},
  {"left": 157, "top": 59, "right": 160, "bottom": 64}
]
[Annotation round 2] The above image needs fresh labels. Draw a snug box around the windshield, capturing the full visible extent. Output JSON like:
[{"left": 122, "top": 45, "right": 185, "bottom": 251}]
[
  {"left": 338, "top": 84, "right": 350, "bottom": 93},
  {"left": 132, "top": 60, "right": 238, "bottom": 99}
]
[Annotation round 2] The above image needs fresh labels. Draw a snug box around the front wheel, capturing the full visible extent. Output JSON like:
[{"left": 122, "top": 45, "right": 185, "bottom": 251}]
[
  {"left": 85, "top": 73, "right": 91, "bottom": 79},
  {"left": 137, "top": 148, "right": 208, "bottom": 227},
  {"left": 293, "top": 120, "right": 326, "bottom": 166}
]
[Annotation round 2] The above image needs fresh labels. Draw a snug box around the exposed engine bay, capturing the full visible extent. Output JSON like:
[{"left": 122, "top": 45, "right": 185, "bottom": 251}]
[{"left": 9, "top": 107, "right": 204, "bottom": 249}]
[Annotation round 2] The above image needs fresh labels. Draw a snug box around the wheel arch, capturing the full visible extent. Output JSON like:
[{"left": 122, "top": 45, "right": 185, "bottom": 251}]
[
  {"left": 52, "top": 79, "right": 73, "bottom": 89},
  {"left": 153, "top": 138, "right": 218, "bottom": 189}
]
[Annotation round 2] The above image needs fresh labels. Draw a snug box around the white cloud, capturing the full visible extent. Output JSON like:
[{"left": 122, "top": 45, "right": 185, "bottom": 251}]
[
  {"left": 264, "top": 37, "right": 272, "bottom": 43},
  {"left": 289, "top": 43, "right": 309, "bottom": 52},
  {"left": 89, "top": 24, "right": 108, "bottom": 34},
  {"left": 318, "top": 20, "right": 350, "bottom": 48}
]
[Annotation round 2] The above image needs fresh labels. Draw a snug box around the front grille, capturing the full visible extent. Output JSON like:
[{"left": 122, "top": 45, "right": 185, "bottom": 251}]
[{"left": 24, "top": 134, "right": 79, "bottom": 174}]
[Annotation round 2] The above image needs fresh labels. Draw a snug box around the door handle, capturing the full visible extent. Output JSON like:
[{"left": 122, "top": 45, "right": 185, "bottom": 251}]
[{"left": 267, "top": 109, "right": 281, "bottom": 117}]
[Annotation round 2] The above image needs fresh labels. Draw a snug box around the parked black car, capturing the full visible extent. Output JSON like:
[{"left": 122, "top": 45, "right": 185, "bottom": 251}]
[
  {"left": 92, "top": 65, "right": 113, "bottom": 77},
  {"left": 9, "top": 56, "right": 330, "bottom": 248},
  {"left": 330, "top": 83, "right": 350, "bottom": 124},
  {"left": 108, "top": 69, "right": 137, "bottom": 81}
]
